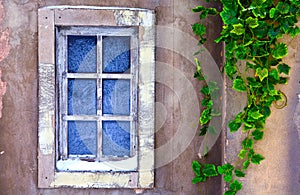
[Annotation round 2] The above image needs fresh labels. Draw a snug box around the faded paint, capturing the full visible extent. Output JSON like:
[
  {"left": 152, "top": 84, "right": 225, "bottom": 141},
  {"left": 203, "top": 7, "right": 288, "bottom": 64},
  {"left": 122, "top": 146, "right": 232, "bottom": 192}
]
[
  {"left": 0, "top": 0, "right": 9, "bottom": 118},
  {"left": 0, "top": 0, "right": 223, "bottom": 194}
]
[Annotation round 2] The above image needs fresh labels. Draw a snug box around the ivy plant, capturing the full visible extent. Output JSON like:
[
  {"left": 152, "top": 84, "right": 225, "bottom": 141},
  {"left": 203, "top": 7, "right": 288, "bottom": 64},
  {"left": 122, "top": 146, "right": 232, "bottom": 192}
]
[{"left": 192, "top": 0, "right": 300, "bottom": 194}]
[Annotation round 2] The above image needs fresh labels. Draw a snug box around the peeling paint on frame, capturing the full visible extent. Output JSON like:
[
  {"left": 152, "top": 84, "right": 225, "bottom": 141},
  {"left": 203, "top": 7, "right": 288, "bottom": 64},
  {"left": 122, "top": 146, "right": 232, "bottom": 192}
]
[{"left": 38, "top": 6, "right": 155, "bottom": 189}]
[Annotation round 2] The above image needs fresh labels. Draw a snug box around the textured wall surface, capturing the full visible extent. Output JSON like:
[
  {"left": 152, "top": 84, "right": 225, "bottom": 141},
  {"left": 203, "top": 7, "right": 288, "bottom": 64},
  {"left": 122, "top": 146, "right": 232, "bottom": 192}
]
[{"left": 0, "top": 0, "right": 222, "bottom": 194}]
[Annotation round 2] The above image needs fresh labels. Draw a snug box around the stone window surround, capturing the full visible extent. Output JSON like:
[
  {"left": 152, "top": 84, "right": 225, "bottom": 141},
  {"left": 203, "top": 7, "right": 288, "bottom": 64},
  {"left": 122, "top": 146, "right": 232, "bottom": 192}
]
[{"left": 38, "top": 6, "right": 155, "bottom": 189}]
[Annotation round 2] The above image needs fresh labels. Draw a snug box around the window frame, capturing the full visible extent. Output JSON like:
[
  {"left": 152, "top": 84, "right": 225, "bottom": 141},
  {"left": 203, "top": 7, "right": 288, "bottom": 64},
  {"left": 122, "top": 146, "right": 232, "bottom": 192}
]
[
  {"left": 38, "top": 6, "right": 155, "bottom": 189},
  {"left": 56, "top": 26, "right": 139, "bottom": 172}
]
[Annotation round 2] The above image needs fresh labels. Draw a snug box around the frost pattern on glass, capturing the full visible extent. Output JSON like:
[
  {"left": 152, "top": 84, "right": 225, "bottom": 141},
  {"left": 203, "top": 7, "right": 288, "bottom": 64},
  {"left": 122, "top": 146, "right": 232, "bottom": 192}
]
[
  {"left": 68, "top": 121, "right": 97, "bottom": 155},
  {"left": 68, "top": 36, "right": 97, "bottom": 73},
  {"left": 102, "top": 121, "right": 130, "bottom": 156},
  {"left": 102, "top": 79, "right": 130, "bottom": 115},
  {"left": 68, "top": 79, "right": 97, "bottom": 115},
  {"left": 103, "top": 36, "right": 130, "bottom": 73}
]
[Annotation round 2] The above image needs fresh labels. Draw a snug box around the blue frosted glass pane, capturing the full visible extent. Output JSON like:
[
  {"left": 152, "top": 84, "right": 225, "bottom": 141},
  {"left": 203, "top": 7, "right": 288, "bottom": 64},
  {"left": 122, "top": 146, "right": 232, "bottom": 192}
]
[
  {"left": 102, "top": 79, "right": 130, "bottom": 115},
  {"left": 68, "top": 79, "right": 97, "bottom": 115},
  {"left": 68, "top": 36, "right": 97, "bottom": 73},
  {"left": 68, "top": 121, "right": 97, "bottom": 155},
  {"left": 103, "top": 36, "right": 130, "bottom": 73},
  {"left": 102, "top": 121, "right": 130, "bottom": 156}
]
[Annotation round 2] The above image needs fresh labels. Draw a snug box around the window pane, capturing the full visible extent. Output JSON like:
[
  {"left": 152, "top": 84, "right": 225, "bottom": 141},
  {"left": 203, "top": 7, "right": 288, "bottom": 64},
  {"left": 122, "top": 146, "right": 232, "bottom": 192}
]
[
  {"left": 68, "top": 36, "right": 97, "bottom": 73},
  {"left": 103, "top": 36, "right": 130, "bottom": 73},
  {"left": 68, "top": 121, "right": 97, "bottom": 155},
  {"left": 68, "top": 79, "right": 97, "bottom": 115},
  {"left": 102, "top": 79, "right": 130, "bottom": 115},
  {"left": 102, "top": 121, "right": 130, "bottom": 156}
]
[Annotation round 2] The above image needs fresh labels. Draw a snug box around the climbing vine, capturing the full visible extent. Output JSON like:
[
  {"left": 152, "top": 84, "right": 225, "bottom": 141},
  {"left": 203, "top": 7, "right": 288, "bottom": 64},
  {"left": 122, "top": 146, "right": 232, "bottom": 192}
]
[{"left": 192, "top": 0, "right": 300, "bottom": 194}]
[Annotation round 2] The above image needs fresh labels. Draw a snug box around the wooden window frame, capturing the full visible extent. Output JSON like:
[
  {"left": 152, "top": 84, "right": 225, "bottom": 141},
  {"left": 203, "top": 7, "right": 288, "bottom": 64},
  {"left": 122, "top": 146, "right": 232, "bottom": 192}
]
[
  {"left": 56, "top": 27, "right": 139, "bottom": 172},
  {"left": 38, "top": 6, "right": 155, "bottom": 189}
]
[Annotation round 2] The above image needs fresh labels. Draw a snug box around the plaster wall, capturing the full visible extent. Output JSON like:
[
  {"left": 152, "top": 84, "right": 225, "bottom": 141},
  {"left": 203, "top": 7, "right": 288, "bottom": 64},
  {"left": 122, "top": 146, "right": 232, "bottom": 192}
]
[{"left": 0, "top": 0, "right": 222, "bottom": 195}]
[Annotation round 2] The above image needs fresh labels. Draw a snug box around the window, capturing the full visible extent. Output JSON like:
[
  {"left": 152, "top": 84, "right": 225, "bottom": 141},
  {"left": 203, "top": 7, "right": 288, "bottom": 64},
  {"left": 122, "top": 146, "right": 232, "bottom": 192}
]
[
  {"left": 38, "top": 6, "right": 155, "bottom": 189},
  {"left": 56, "top": 27, "right": 138, "bottom": 172}
]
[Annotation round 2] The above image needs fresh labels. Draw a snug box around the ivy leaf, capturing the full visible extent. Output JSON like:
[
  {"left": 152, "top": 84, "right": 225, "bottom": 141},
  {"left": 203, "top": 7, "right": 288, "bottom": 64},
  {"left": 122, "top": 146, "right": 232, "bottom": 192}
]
[
  {"left": 199, "top": 126, "right": 208, "bottom": 136},
  {"left": 233, "top": 78, "right": 247, "bottom": 92},
  {"left": 200, "top": 108, "right": 211, "bottom": 125},
  {"left": 278, "top": 64, "right": 291, "bottom": 75},
  {"left": 251, "top": 154, "right": 265, "bottom": 164},
  {"left": 224, "top": 190, "right": 236, "bottom": 195},
  {"left": 230, "top": 179, "right": 243, "bottom": 191},
  {"left": 192, "top": 6, "right": 205, "bottom": 12},
  {"left": 218, "top": 163, "right": 234, "bottom": 174},
  {"left": 269, "top": 69, "right": 280, "bottom": 80},
  {"left": 192, "top": 23, "right": 206, "bottom": 37},
  {"left": 224, "top": 174, "right": 233, "bottom": 182},
  {"left": 246, "top": 17, "right": 259, "bottom": 28},
  {"left": 202, "top": 164, "right": 218, "bottom": 177},
  {"left": 271, "top": 43, "right": 288, "bottom": 59},
  {"left": 243, "top": 160, "right": 250, "bottom": 169},
  {"left": 225, "top": 62, "right": 237, "bottom": 79},
  {"left": 248, "top": 109, "right": 264, "bottom": 120},
  {"left": 256, "top": 67, "right": 268, "bottom": 81},
  {"left": 201, "top": 86, "right": 210, "bottom": 95},
  {"left": 252, "top": 21, "right": 268, "bottom": 38},
  {"left": 230, "top": 23, "right": 245, "bottom": 35},
  {"left": 252, "top": 130, "right": 264, "bottom": 140},
  {"left": 220, "top": 9, "right": 238, "bottom": 25},
  {"left": 269, "top": 8, "right": 276, "bottom": 18},
  {"left": 192, "top": 160, "right": 201, "bottom": 176},
  {"left": 235, "top": 45, "right": 247, "bottom": 59},
  {"left": 276, "top": 2, "right": 290, "bottom": 14},
  {"left": 242, "top": 138, "right": 254, "bottom": 149},
  {"left": 234, "top": 169, "right": 246, "bottom": 177},
  {"left": 238, "top": 149, "right": 247, "bottom": 159},
  {"left": 192, "top": 176, "right": 206, "bottom": 183},
  {"left": 229, "top": 119, "right": 242, "bottom": 132}
]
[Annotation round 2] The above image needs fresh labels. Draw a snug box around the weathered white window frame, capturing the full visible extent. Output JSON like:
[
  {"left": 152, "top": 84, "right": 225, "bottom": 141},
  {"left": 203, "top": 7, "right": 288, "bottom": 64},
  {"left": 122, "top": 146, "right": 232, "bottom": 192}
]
[{"left": 38, "top": 6, "right": 155, "bottom": 189}]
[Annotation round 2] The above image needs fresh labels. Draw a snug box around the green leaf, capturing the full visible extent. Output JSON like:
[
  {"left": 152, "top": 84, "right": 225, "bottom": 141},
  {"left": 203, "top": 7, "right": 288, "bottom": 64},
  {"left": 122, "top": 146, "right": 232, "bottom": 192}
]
[
  {"left": 221, "top": 0, "right": 238, "bottom": 10},
  {"left": 256, "top": 67, "right": 268, "bottom": 81},
  {"left": 276, "top": 2, "right": 290, "bottom": 14},
  {"left": 220, "top": 9, "right": 238, "bottom": 25},
  {"left": 234, "top": 169, "right": 246, "bottom": 177},
  {"left": 224, "top": 190, "right": 236, "bottom": 195},
  {"left": 201, "top": 86, "right": 210, "bottom": 95},
  {"left": 243, "top": 160, "right": 250, "bottom": 169},
  {"left": 200, "top": 108, "right": 211, "bottom": 125},
  {"left": 278, "top": 64, "right": 291, "bottom": 75},
  {"left": 202, "top": 164, "right": 218, "bottom": 177},
  {"left": 224, "top": 174, "right": 233, "bottom": 182},
  {"left": 192, "top": 176, "right": 206, "bottom": 183},
  {"left": 192, "top": 160, "right": 201, "bottom": 176},
  {"left": 252, "top": 21, "right": 268, "bottom": 38},
  {"left": 202, "top": 99, "right": 213, "bottom": 107},
  {"left": 192, "top": 23, "right": 206, "bottom": 37},
  {"left": 228, "top": 120, "right": 242, "bottom": 132},
  {"left": 238, "top": 149, "right": 247, "bottom": 159},
  {"left": 269, "top": 69, "right": 280, "bottom": 80},
  {"left": 271, "top": 43, "right": 288, "bottom": 59},
  {"left": 230, "top": 179, "right": 243, "bottom": 191},
  {"left": 199, "top": 126, "right": 208, "bottom": 136},
  {"left": 269, "top": 8, "right": 276, "bottom": 18},
  {"left": 248, "top": 109, "right": 264, "bottom": 120},
  {"left": 192, "top": 6, "right": 205, "bottom": 12},
  {"left": 218, "top": 163, "right": 234, "bottom": 174},
  {"left": 242, "top": 138, "right": 254, "bottom": 149},
  {"left": 251, "top": 154, "right": 265, "bottom": 164},
  {"left": 230, "top": 23, "right": 245, "bottom": 35},
  {"left": 225, "top": 62, "right": 237, "bottom": 79},
  {"left": 246, "top": 17, "right": 259, "bottom": 28},
  {"left": 252, "top": 130, "right": 264, "bottom": 140},
  {"left": 233, "top": 78, "right": 247, "bottom": 92}
]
